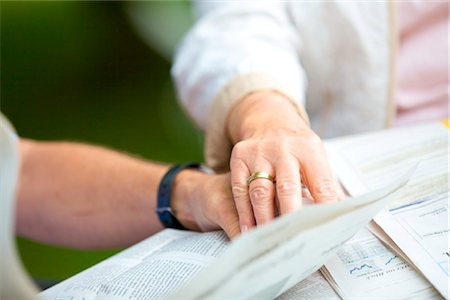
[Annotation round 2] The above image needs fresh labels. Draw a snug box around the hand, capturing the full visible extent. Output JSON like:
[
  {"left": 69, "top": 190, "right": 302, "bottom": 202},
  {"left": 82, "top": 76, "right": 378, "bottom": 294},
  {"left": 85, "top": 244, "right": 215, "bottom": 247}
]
[
  {"left": 227, "top": 91, "right": 345, "bottom": 232},
  {"left": 171, "top": 171, "right": 241, "bottom": 239}
]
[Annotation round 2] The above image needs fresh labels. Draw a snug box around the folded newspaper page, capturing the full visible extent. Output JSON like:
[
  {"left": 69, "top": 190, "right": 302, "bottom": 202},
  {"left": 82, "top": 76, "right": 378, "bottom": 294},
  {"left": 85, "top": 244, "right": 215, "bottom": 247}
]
[{"left": 325, "top": 120, "right": 448, "bottom": 299}]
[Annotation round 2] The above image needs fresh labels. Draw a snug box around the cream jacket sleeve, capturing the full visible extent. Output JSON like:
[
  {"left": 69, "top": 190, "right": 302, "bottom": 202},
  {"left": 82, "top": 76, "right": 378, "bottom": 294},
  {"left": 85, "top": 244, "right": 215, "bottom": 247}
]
[{"left": 172, "top": 2, "right": 309, "bottom": 171}]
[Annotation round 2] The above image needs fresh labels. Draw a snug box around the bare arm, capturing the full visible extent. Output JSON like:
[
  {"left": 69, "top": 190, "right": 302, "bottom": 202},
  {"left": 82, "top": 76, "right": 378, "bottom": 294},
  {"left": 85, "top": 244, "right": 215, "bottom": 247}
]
[{"left": 16, "top": 139, "right": 239, "bottom": 249}]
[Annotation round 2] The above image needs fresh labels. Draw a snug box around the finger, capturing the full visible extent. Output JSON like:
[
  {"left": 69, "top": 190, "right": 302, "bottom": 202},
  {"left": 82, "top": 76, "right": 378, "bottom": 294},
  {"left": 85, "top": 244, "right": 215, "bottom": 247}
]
[
  {"left": 205, "top": 173, "right": 242, "bottom": 239},
  {"left": 230, "top": 156, "right": 255, "bottom": 232},
  {"left": 220, "top": 205, "right": 241, "bottom": 240},
  {"left": 275, "top": 156, "right": 302, "bottom": 215},
  {"left": 248, "top": 161, "right": 275, "bottom": 225},
  {"left": 301, "top": 137, "right": 345, "bottom": 203},
  {"left": 216, "top": 181, "right": 241, "bottom": 240}
]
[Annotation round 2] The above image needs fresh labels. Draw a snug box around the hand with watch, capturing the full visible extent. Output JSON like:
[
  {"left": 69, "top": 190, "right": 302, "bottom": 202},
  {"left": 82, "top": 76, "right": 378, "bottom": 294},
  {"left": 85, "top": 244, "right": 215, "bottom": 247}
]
[{"left": 157, "top": 162, "right": 241, "bottom": 239}]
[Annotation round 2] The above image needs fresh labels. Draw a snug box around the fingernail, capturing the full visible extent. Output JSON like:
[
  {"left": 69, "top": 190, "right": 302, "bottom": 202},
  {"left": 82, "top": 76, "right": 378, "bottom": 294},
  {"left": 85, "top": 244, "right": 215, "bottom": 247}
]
[{"left": 241, "top": 224, "right": 248, "bottom": 233}]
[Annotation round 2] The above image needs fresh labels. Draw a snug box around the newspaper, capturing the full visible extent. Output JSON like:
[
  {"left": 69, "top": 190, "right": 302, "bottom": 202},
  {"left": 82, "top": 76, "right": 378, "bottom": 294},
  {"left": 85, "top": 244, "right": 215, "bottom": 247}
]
[
  {"left": 322, "top": 228, "right": 440, "bottom": 299},
  {"left": 326, "top": 120, "right": 449, "bottom": 299}
]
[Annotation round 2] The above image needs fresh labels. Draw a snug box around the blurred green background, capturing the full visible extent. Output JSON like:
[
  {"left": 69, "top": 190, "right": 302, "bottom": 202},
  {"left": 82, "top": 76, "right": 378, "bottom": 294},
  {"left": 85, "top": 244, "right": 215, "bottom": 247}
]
[{"left": 1, "top": 1, "right": 202, "bottom": 286}]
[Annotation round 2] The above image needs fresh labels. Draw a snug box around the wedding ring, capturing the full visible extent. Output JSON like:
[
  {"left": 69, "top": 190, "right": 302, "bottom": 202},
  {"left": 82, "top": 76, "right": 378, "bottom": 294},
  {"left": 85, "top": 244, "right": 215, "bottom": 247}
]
[{"left": 246, "top": 171, "right": 275, "bottom": 185}]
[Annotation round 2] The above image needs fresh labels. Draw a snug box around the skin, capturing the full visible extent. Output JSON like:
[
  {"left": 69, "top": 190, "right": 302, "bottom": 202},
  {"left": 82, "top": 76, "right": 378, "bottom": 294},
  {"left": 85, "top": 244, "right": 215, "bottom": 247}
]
[
  {"left": 227, "top": 91, "right": 345, "bottom": 232},
  {"left": 16, "top": 139, "right": 240, "bottom": 249}
]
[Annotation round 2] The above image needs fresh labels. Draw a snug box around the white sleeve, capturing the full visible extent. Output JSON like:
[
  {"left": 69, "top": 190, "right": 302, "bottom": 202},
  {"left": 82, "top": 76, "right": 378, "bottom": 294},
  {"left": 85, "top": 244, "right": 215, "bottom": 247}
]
[{"left": 172, "top": 2, "right": 308, "bottom": 170}]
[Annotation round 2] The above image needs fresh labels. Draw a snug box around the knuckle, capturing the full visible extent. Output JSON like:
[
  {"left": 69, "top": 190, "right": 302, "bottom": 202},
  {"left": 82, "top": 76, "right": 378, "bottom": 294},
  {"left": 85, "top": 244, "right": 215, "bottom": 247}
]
[
  {"left": 279, "top": 139, "right": 294, "bottom": 150},
  {"left": 277, "top": 179, "right": 301, "bottom": 196},
  {"left": 209, "top": 193, "right": 222, "bottom": 208},
  {"left": 312, "top": 179, "right": 340, "bottom": 200},
  {"left": 231, "top": 141, "right": 251, "bottom": 160},
  {"left": 249, "top": 185, "right": 272, "bottom": 203},
  {"left": 206, "top": 194, "right": 220, "bottom": 214},
  {"left": 305, "top": 132, "right": 323, "bottom": 148},
  {"left": 231, "top": 184, "right": 247, "bottom": 198}
]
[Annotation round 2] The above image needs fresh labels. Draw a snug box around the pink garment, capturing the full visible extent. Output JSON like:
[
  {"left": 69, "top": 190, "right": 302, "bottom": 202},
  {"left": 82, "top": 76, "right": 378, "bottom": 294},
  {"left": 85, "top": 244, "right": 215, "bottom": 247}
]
[{"left": 395, "top": 1, "right": 449, "bottom": 125}]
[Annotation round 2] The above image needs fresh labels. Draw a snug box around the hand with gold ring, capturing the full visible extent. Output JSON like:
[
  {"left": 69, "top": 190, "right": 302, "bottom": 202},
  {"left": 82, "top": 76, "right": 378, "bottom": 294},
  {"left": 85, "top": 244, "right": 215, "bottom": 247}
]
[{"left": 227, "top": 91, "right": 345, "bottom": 234}]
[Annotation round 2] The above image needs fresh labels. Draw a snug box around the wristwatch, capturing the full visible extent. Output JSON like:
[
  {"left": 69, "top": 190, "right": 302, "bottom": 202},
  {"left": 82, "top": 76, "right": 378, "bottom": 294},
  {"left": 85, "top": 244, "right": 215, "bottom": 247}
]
[{"left": 156, "top": 162, "right": 201, "bottom": 230}]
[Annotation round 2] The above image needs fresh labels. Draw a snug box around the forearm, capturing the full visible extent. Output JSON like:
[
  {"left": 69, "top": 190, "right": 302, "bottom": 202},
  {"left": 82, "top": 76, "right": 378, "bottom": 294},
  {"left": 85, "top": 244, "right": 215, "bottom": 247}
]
[{"left": 17, "top": 139, "right": 167, "bottom": 249}]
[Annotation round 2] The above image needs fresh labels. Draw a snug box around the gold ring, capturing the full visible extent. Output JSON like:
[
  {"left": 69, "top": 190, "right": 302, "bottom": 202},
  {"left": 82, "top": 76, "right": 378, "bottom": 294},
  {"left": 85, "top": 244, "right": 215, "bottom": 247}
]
[{"left": 246, "top": 171, "right": 275, "bottom": 185}]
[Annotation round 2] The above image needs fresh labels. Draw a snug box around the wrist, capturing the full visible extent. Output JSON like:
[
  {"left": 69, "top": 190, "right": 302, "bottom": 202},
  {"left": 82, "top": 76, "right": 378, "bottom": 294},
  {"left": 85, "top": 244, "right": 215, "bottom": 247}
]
[
  {"left": 227, "top": 91, "right": 309, "bottom": 143},
  {"left": 170, "top": 168, "right": 203, "bottom": 231}
]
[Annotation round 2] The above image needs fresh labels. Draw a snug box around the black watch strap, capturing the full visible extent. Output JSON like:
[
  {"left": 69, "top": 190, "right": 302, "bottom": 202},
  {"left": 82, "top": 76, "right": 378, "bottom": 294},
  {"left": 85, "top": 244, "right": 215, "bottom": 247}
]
[{"left": 156, "top": 162, "right": 201, "bottom": 230}]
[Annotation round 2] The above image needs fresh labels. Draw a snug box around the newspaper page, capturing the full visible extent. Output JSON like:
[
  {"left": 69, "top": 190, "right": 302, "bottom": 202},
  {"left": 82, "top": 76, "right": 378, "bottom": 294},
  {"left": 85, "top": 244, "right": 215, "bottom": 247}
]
[
  {"left": 322, "top": 228, "right": 440, "bottom": 299},
  {"left": 41, "top": 230, "right": 229, "bottom": 300},
  {"left": 171, "top": 170, "right": 411, "bottom": 299},
  {"left": 326, "top": 121, "right": 449, "bottom": 298},
  {"left": 0, "top": 113, "right": 39, "bottom": 300}
]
